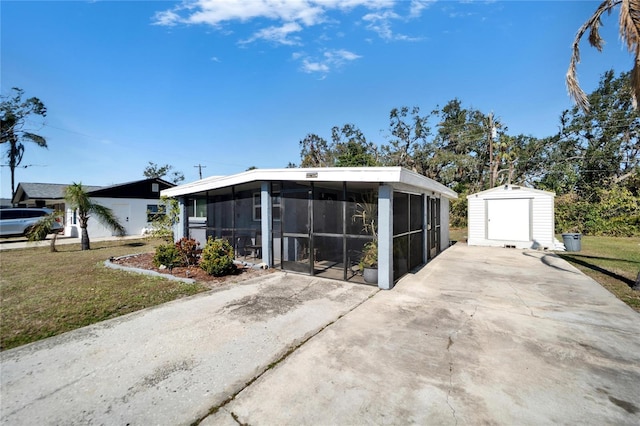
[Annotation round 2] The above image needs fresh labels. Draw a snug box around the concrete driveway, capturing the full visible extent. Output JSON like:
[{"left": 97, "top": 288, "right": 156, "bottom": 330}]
[
  {"left": 207, "top": 244, "right": 640, "bottom": 425},
  {"left": 0, "top": 273, "right": 377, "bottom": 425},
  {"left": 2, "top": 244, "right": 639, "bottom": 425}
]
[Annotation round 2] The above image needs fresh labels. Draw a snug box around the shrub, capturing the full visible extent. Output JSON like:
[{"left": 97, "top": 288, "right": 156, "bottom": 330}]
[
  {"left": 200, "top": 238, "right": 236, "bottom": 276},
  {"left": 175, "top": 237, "right": 200, "bottom": 266},
  {"left": 556, "top": 186, "right": 640, "bottom": 236},
  {"left": 359, "top": 240, "right": 378, "bottom": 271},
  {"left": 153, "top": 244, "right": 184, "bottom": 269}
]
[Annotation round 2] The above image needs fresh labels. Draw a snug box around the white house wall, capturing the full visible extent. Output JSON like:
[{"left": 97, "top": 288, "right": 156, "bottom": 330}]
[{"left": 65, "top": 197, "right": 161, "bottom": 238}]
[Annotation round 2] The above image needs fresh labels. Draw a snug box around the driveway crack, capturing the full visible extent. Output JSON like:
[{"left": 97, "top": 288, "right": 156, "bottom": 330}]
[
  {"left": 508, "top": 283, "right": 537, "bottom": 317},
  {"left": 446, "top": 305, "right": 477, "bottom": 426}
]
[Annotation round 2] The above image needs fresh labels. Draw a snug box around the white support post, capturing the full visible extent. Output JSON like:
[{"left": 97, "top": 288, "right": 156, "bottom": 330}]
[
  {"left": 378, "top": 185, "right": 393, "bottom": 290},
  {"left": 174, "top": 197, "right": 186, "bottom": 242},
  {"left": 260, "top": 182, "right": 272, "bottom": 267}
]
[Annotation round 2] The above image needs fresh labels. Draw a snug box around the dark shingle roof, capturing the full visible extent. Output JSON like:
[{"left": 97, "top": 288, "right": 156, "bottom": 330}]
[{"left": 15, "top": 183, "right": 102, "bottom": 201}]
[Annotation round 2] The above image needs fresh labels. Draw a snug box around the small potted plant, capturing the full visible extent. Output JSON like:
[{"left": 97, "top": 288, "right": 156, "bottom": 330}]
[
  {"left": 359, "top": 240, "right": 378, "bottom": 284},
  {"left": 352, "top": 192, "right": 378, "bottom": 284}
]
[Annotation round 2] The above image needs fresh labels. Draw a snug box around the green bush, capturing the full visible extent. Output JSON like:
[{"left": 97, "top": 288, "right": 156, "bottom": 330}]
[
  {"left": 555, "top": 186, "right": 640, "bottom": 236},
  {"left": 200, "top": 238, "right": 236, "bottom": 276},
  {"left": 450, "top": 197, "right": 468, "bottom": 228},
  {"left": 153, "top": 244, "right": 184, "bottom": 269}
]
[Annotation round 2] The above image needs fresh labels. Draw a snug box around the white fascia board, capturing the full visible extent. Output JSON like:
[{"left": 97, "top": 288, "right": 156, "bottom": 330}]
[
  {"left": 466, "top": 184, "right": 555, "bottom": 199},
  {"left": 161, "top": 167, "right": 458, "bottom": 199}
]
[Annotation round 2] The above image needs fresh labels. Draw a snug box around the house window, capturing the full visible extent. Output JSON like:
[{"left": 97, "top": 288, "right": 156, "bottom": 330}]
[
  {"left": 253, "top": 193, "right": 261, "bottom": 221},
  {"left": 253, "top": 192, "right": 281, "bottom": 221},
  {"left": 188, "top": 198, "right": 207, "bottom": 218},
  {"left": 152, "top": 183, "right": 160, "bottom": 193},
  {"left": 147, "top": 204, "right": 163, "bottom": 222}
]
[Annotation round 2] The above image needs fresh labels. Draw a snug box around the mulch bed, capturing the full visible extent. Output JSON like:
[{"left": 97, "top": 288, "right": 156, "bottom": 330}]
[{"left": 110, "top": 252, "right": 273, "bottom": 289}]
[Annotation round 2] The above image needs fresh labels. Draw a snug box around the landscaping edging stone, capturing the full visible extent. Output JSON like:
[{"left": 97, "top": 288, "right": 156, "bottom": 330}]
[{"left": 104, "top": 254, "right": 197, "bottom": 284}]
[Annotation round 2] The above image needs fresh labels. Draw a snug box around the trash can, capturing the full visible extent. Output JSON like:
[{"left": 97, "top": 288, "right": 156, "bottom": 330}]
[{"left": 562, "top": 233, "right": 582, "bottom": 252}]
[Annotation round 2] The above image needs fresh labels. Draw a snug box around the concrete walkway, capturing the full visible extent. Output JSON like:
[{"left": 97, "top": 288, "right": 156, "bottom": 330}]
[
  {"left": 2, "top": 244, "right": 639, "bottom": 425},
  {"left": 0, "top": 234, "right": 145, "bottom": 251}
]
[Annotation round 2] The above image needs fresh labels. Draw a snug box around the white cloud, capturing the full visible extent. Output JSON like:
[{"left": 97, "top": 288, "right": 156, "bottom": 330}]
[
  {"left": 153, "top": 0, "right": 425, "bottom": 73},
  {"left": 154, "top": 0, "right": 399, "bottom": 30},
  {"left": 362, "top": 10, "right": 399, "bottom": 40},
  {"left": 301, "top": 60, "right": 330, "bottom": 73},
  {"left": 409, "top": 0, "right": 436, "bottom": 18},
  {"left": 240, "top": 22, "right": 303, "bottom": 46},
  {"left": 298, "top": 49, "right": 361, "bottom": 75}
]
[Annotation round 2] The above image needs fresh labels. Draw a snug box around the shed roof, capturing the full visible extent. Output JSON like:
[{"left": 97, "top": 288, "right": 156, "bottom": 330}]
[
  {"left": 466, "top": 184, "right": 555, "bottom": 199},
  {"left": 161, "top": 167, "right": 458, "bottom": 199}
]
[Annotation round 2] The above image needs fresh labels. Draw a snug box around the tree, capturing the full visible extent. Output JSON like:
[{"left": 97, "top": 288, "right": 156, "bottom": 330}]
[
  {"left": 26, "top": 211, "right": 63, "bottom": 252},
  {"left": 567, "top": 0, "right": 640, "bottom": 111},
  {"left": 299, "top": 133, "right": 332, "bottom": 167},
  {"left": 64, "top": 183, "right": 126, "bottom": 250},
  {"left": 148, "top": 196, "right": 180, "bottom": 242},
  {"left": 380, "top": 106, "right": 431, "bottom": 172},
  {"left": 331, "top": 124, "right": 378, "bottom": 167},
  {"left": 143, "top": 161, "right": 185, "bottom": 184},
  {"left": 558, "top": 71, "right": 639, "bottom": 197},
  {"left": 0, "top": 88, "right": 48, "bottom": 201}
]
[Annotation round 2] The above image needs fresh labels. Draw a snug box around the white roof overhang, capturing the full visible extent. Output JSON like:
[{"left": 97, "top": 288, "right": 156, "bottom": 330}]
[{"left": 161, "top": 167, "right": 457, "bottom": 199}]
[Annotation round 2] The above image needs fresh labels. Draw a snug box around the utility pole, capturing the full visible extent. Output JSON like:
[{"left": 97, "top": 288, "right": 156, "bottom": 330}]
[
  {"left": 194, "top": 164, "right": 206, "bottom": 180},
  {"left": 488, "top": 112, "right": 496, "bottom": 188}
]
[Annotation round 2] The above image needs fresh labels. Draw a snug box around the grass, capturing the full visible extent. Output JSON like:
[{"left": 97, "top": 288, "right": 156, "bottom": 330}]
[
  {"left": 0, "top": 238, "right": 207, "bottom": 351},
  {"left": 557, "top": 235, "right": 640, "bottom": 311},
  {"left": 449, "top": 228, "right": 467, "bottom": 243}
]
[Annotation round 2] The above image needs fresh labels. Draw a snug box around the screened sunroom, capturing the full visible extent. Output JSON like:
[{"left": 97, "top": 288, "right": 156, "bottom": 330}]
[{"left": 161, "top": 167, "right": 457, "bottom": 290}]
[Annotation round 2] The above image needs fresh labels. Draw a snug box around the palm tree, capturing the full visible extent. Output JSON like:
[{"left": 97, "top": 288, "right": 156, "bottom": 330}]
[
  {"left": 0, "top": 88, "right": 48, "bottom": 201},
  {"left": 26, "top": 211, "right": 63, "bottom": 252},
  {"left": 567, "top": 0, "right": 640, "bottom": 111},
  {"left": 64, "top": 183, "right": 126, "bottom": 250}
]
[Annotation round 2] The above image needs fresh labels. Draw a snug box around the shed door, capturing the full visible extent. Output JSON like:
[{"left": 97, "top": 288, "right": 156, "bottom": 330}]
[{"left": 486, "top": 198, "right": 530, "bottom": 241}]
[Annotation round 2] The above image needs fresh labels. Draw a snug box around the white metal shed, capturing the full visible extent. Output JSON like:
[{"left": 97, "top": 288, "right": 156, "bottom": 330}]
[{"left": 467, "top": 185, "right": 556, "bottom": 249}]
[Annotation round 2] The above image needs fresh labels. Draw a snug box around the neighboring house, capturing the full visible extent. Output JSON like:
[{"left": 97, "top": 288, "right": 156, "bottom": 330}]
[
  {"left": 12, "top": 178, "right": 175, "bottom": 238},
  {"left": 162, "top": 167, "right": 458, "bottom": 290},
  {"left": 467, "top": 184, "right": 559, "bottom": 250}
]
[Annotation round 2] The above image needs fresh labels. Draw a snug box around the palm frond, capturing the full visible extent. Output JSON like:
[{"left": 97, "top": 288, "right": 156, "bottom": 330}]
[
  {"left": 567, "top": 0, "right": 622, "bottom": 112},
  {"left": 91, "top": 203, "right": 126, "bottom": 236},
  {"left": 64, "top": 182, "right": 91, "bottom": 212},
  {"left": 22, "top": 132, "right": 48, "bottom": 148},
  {"left": 620, "top": 0, "right": 640, "bottom": 107},
  {"left": 26, "top": 214, "right": 56, "bottom": 241}
]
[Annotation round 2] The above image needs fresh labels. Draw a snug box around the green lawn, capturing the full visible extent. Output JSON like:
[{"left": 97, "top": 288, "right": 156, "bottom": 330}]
[
  {"left": 0, "top": 238, "right": 207, "bottom": 351},
  {"left": 557, "top": 235, "right": 640, "bottom": 311}
]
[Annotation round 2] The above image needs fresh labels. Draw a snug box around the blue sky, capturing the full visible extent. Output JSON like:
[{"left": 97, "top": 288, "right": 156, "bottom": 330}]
[{"left": 1, "top": 0, "right": 634, "bottom": 198}]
